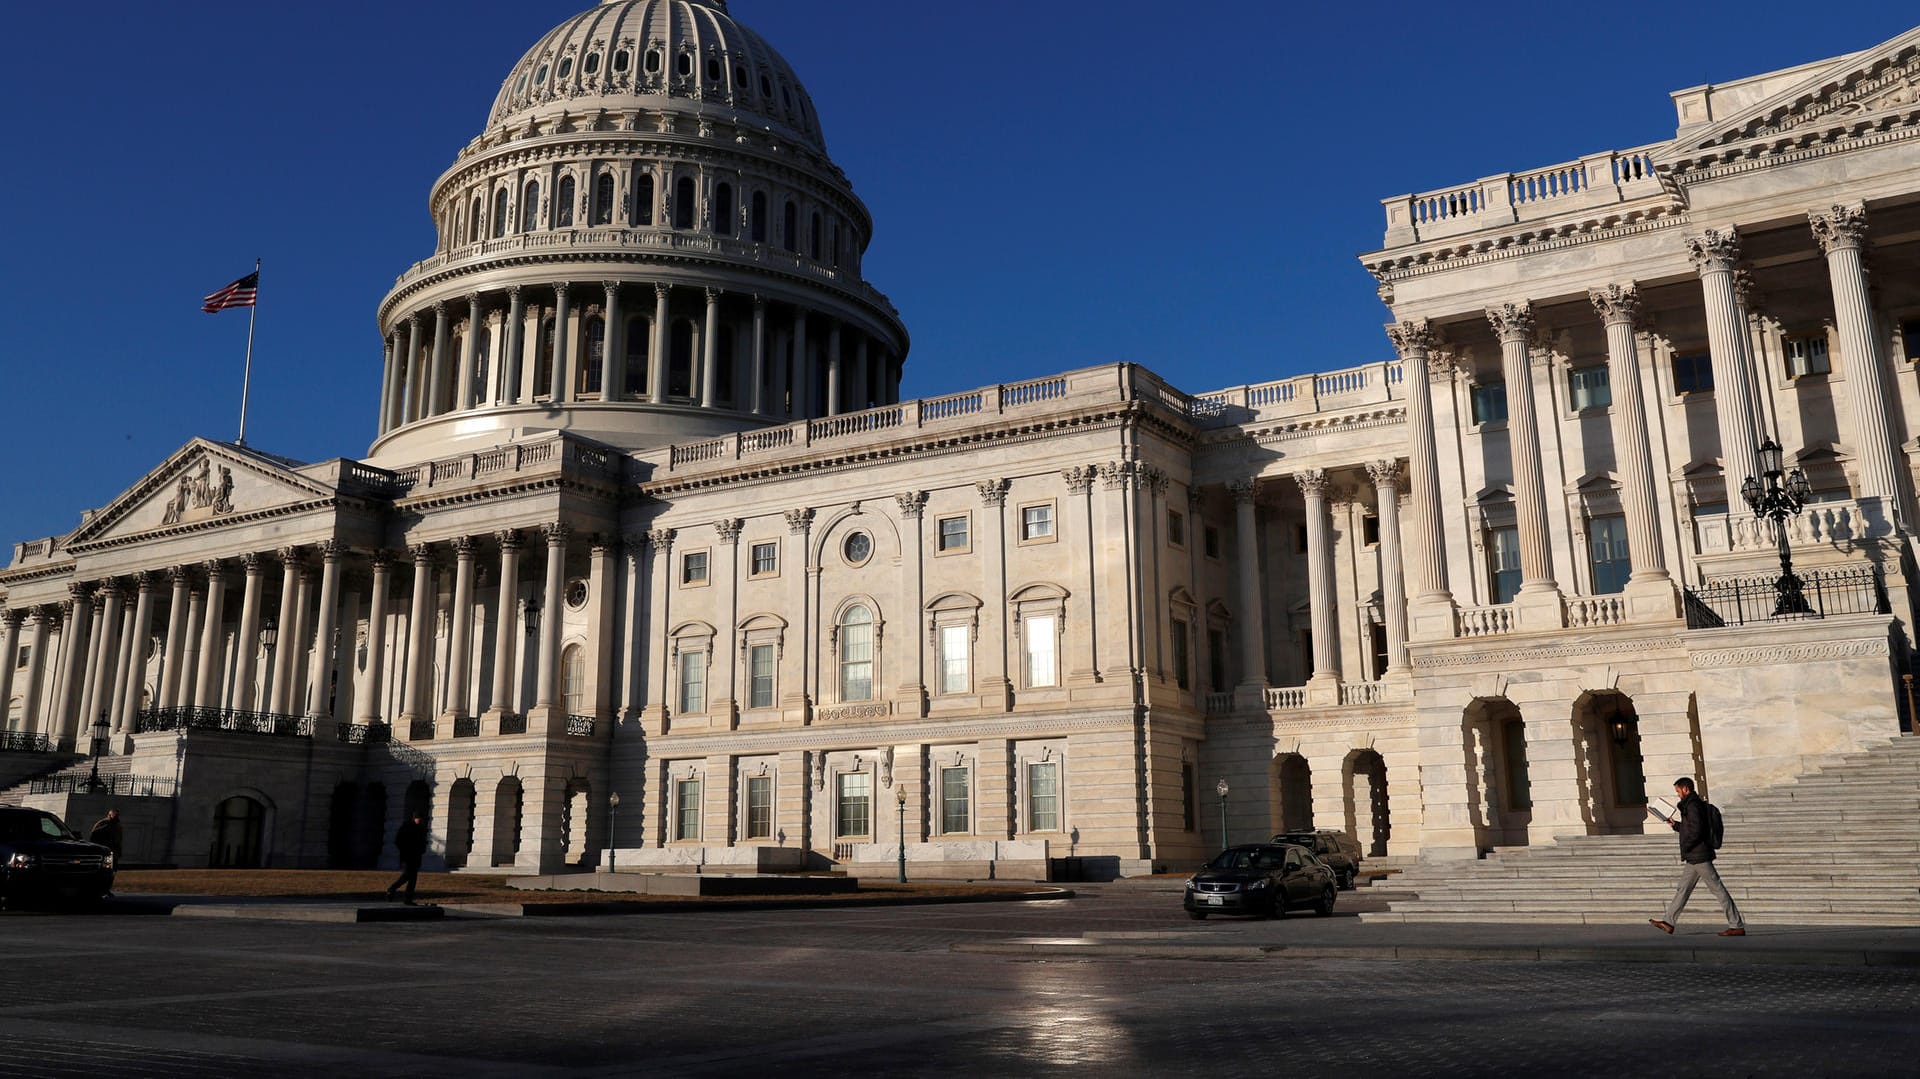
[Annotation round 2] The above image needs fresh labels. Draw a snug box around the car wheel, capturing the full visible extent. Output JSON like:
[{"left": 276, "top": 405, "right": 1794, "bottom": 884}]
[
  {"left": 1315, "top": 886, "right": 1336, "bottom": 917},
  {"left": 1188, "top": 910, "right": 1208, "bottom": 921},
  {"left": 1340, "top": 870, "right": 1357, "bottom": 891}
]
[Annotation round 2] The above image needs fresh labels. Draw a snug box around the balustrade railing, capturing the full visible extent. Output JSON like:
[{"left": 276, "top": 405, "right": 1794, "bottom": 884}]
[
  {"left": 565, "top": 714, "right": 596, "bottom": 737},
  {"left": 29, "top": 773, "right": 177, "bottom": 797},
  {"left": 1384, "top": 144, "right": 1671, "bottom": 241},
  {"left": 1264, "top": 687, "right": 1306, "bottom": 710},
  {"left": 336, "top": 722, "right": 392, "bottom": 745},
  {"left": 136, "top": 707, "right": 312, "bottom": 738},
  {"left": 1203, "top": 691, "right": 1235, "bottom": 715},
  {"left": 0, "top": 731, "right": 56, "bottom": 754},
  {"left": 1682, "top": 566, "right": 1890, "bottom": 629},
  {"left": 1458, "top": 604, "right": 1517, "bottom": 638},
  {"left": 1188, "top": 361, "right": 1403, "bottom": 425},
  {"left": 1565, "top": 595, "right": 1628, "bottom": 628},
  {"left": 1338, "top": 681, "right": 1386, "bottom": 706},
  {"left": 1694, "top": 497, "right": 1893, "bottom": 555}
]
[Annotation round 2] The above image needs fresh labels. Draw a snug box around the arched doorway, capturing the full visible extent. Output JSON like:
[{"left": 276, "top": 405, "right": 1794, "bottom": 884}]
[
  {"left": 1464, "top": 698, "right": 1531, "bottom": 848},
  {"left": 209, "top": 796, "right": 267, "bottom": 868},
  {"left": 1578, "top": 690, "right": 1647, "bottom": 834},
  {"left": 493, "top": 776, "right": 524, "bottom": 867},
  {"left": 1268, "top": 754, "right": 1313, "bottom": 834},
  {"left": 1346, "top": 750, "right": 1390, "bottom": 857},
  {"left": 446, "top": 779, "right": 476, "bottom": 869},
  {"left": 326, "top": 782, "right": 358, "bottom": 868},
  {"left": 563, "top": 779, "right": 592, "bottom": 865},
  {"left": 357, "top": 782, "right": 387, "bottom": 868}
]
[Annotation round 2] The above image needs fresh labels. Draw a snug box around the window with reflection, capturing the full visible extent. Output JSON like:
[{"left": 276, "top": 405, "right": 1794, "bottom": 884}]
[
  {"left": 838, "top": 605, "right": 874, "bottom": 701},
  {"left": 556, "top": 176, "right": 575, "bottom": 228},
  {"left": 713, "top": 183, "right": 734, "bottom": 235},
  {"left": 521, "top": 180, "right": 541, "bottom": 232},
  {"left": 592, "top": 172, "right": 614, "bottom": 225},
  {"left": 632, "top": 171, "right": 654, "bottom": 226}
]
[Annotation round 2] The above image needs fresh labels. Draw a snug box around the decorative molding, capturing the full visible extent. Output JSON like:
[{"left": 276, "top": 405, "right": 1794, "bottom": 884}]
[
  {"left": 1295, "top": 468, "right": 1331, "bottom": 500},
  {"left": 1485, "top": 302, "right": 1535, "bottom": 344},
  {"left": 784, "top": 507, "right": 814, "bottom": 534},
  {"left": 894, "top": 491, "right": 928, "bottom": 518},
  {"left": 976, "top": 478, "right": 1010, "bottom": 506},
  {"left": 715, "top": 518, "right": 744, "bottom": 542},
  {"left": 1062, "top": 466, "right": 1096, "bottom": 494},
  {"left": 1384, "top": 319, "right": 1434, "bottom": 357},
  {"left": 1808, "top": 202, "right": 1868, "bottom": 255},
  {"left": 1684, "top": 227, "right": 1742, "bottom": 274},
  {"left": 1412, "top": 635, "right": 1690, "bottom": 671},
  {"left": 646, "top": 527, "right": 676, "bottom": 550},
  {"left": 1687, "top": 637, "right": 1889, "bottom": 669},
  {"left": 1588, "top": 283, "right": 1640, "bottom": 327}
]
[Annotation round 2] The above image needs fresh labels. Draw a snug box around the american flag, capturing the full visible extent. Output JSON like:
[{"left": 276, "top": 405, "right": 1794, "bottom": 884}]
[{"left": 202, "top": 271, "right": 259, "bottom": 313}]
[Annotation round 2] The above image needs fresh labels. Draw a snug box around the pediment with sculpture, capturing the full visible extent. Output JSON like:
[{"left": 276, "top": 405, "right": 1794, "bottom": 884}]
[
  {"left": 1691, "top": 29, "right": 1920, "bottom": 152},
  {"left": 65, "top": 439, "right": 339, "bottom": 549}
]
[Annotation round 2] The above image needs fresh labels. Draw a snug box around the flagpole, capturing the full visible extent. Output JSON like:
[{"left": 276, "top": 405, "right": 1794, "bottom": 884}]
[{"left": 237, "top": 258, "right": 260, "bottom": 447}]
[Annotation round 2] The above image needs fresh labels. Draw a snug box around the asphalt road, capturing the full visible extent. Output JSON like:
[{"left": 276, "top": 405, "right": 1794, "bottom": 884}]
[{"left": 1, "top": 883, "right": 1915, "bottom": 1076}]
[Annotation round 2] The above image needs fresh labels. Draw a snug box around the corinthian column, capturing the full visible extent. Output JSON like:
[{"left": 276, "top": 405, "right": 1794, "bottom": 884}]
[
  {"left": 550, "top": 283, "right": 572, "bottom": 402},
  {"left": 268, "top": 548, "right": 301, "bottom": 712},
  {"left": 403, "top": 316, "right": 424, "bottom": 423},
  {"left": 458, "top": 293, "right": 482, "bottom": 409},
  {"left": 1590, "top": 285, "right": 1680, "bottom": 620},
  {"left": 1365, "top": 461, "right": 1409, "bottom": 674},
  {"left": 159, "top": 566, "right": 192, "bottom": 708},
  {"left": 1227, "top": 479, "right": 1267, "bottom": 695},
  {"left": 400, "top": 544, "right": 436, "bottom": 731},
  {"left": 650, "top": 284, "right": 670, "bottom": 400},
  {"left": 602, "top": 281, "right": 624, "bottom": 399},
  {"left": 1386, "top": 320, "right": 1457, "bottom": 638},
  {"left": 1809, "top": 204, "right": 1912, "bottom": 526},
  {"left": 84, "top": 584, "right": 125, "bottom": 736},
  {"left": 750, "top": 296, "right": 768, "bottom": 415},
  {"left": 1685, "top": 228, "right": 1762, "bottom": 493},
  {"left": 21, "top": 608, "right": 54, "bottom": 736},
  {"left": 535, "top": 524, "right": 570, "bottom": 717},
  {"left": 1486, "top": 303, "right": 1563, "bottom": 630},
  {"left": 503, "top": 285, "right": 526, "bottom": 405},
  {"left": 700, "top": 288, "right": 722, "bottom": 407},
  {"left": 428, "top": 301, "right": 451, "bottom": 417},
  {"left": 488, "top": 531, "right": 523, "bottom": 726},
  {"left": 357, "top": 552, "right": 393, "bottom": 725},
  {"left": 446, "top": 536, "right": 477, "bottom": 724},
  {"left": 193, "top": 562, "right": 228, "bottom": 708},
  {"left": 307, "top": 541, "right": 343, "bottom": 729},
  {"left": 0, "top": 609, "right": 22, "bottom": 732},
  {"left": 232, "top": 554, "right": 267, "bottom": 711},
  {"left": 114, "top": 572, "right": 159, "bottom": 738},
  {"left": 1296, "top": 470, "right": 1340, "bottom": 702}
]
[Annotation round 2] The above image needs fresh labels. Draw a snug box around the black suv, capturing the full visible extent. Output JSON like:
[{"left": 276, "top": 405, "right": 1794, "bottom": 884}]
[
  {"left": 1184, "top": 843, "right": 1337, "bottom": 920},
  {"left": 0, "top": 807, "right": 115, "bottom": 909},
  {"left": 1271, "top": 829, "right": 1363, "bottom": 889}
]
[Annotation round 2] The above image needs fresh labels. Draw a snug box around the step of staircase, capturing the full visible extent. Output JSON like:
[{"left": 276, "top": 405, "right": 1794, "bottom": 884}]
[{"left": 0, "top": 753, "right": 135, "bottom": 805}]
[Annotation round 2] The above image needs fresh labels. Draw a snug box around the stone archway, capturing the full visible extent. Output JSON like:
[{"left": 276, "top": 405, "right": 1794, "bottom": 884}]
[
  {"left": 1268, "top": 753, "right": 1313, "bottom": 834},
  {"left": 209, "top": 795, "right": 267, "bottom": 868},
  {"left": 492, "top": 776, "right": 524, "bottom": 867},
  {"left": 1575, "top": 690, "right": 1648, "bottom": 835},
  {"left": 1463, "top": 698, "right": 1532, "bottom": 849},
  {"left": 562, "top": 779, "right": 593, "bottom": 866},
  {"left": 1346, "top": 749, "right": 1390, "bottom": 858},
  {"left": 445, "top": 779, "right": 477, "bottom": 869}
]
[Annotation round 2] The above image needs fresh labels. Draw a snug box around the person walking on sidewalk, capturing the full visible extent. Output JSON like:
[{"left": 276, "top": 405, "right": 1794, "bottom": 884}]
[
  {"left": 386, "top": 812, "right": 429, "bottom": 905},
  {"left": 1649, "top": 776, "right": 1745, "bottom": 937}
]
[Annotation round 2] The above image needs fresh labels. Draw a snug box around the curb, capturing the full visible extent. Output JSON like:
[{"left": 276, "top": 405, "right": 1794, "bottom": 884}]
[
  {"left": 950, "top": 938, "right": 1920, "bottom": 969},
  {"left": 483, "top": 886, "right": 1074, "bottom": 918}
]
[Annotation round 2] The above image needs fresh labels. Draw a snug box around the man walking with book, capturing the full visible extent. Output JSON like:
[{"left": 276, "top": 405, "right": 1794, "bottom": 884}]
[{"left": 1649, "top": 776, "right": 1745, "bottom": 937}]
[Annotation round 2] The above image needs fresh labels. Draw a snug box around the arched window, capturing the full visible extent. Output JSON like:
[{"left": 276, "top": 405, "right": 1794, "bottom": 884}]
[
  {"left": 782, "top": 200, "right": 797, "bottom": 252},
  {"left": 713, "top": 183, "right": 734, "bottom": 235},
  {"left": 633, "top": 171, "right": 654, "bottom": 225},
  {"left": 521, "top": 180, "right": 541, "bottom": 233},
  {"left": 593, "top": 172, "right": 614, "bottom": 225},
  {"left": 469, "top": 196, "right": 483, "bottom": 244},
  {"left": 673, "top": 176, "right": 695, "bottom": 230},
  {"left": 562, "top": 644, "right": 586, "bottom": 716},
  {"left": 474, "top": 327, "right": 492, "bottom": 404},
  {"left": 492, "top": 189, "right": 509, "bottom": 238},
  {"left": 624, "top": 315, "right": 649, "bottom": 397},
  {"left": 809, "top": 212, "right": 822, "bottom": 260},
  {"left": 534, "top": 315, "right": 555, "bottom": 396},
  {"left": 581, "top": 317, "right": 605, "bottom": 394},
  {"left": 838, "top": 605, "right": 874, "bottom": 702},
  {"left": 830, "top": 221, "right": 840, "bottom": 267},
  {"left": 750, "top": 191, "right": 767, "bottom": 243},
  {"left": 556, "top": 176, "right": 576, "bottom": 228},
  {"left": 668, "top": 320, "right": 695, "bottom": 397}
]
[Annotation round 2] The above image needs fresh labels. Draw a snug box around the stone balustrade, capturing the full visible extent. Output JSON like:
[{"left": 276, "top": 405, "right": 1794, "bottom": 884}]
[
  {"left": 1382, "top": 144, "right": 1670, "bottom": 244},
  {"left": 1565, "top": 595, "right": 1628, "bottom": 628},
  {"left": 1264, "top": 686, "right": 1306, "bottom": 710},
  {"left": 1458, "top": 603, "right": 1518, "bottom": 638},
  {"left": 1693, "top": 496, "right": 1895, "bottom": 556},
  {"left": 1189, "top": 360, "right": 1403, "bottom": 426}
]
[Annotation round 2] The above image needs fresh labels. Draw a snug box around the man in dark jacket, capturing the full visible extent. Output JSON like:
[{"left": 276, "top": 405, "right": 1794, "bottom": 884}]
[
  {"left": 386, "top": 812, "right": 430, "bottom": 905},
  {"left": 89, "top": 809, "right": 124, "bottom": 860},
  {"left": 1649, "top": 776, "right": 1745, "bottom": 936}
]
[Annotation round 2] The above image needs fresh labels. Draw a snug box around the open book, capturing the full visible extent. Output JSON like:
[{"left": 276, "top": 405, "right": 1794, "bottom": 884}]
[{"left": 1646, "top": 797, "right": 1680, "bottom": 824}]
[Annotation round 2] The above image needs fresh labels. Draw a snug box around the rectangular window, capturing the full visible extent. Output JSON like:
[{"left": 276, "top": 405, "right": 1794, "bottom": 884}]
[
  {"left": 13, "top": 645, "right": 28, "bottom": 671},
  {"left": 1182, "top": 763, "right": 1196, "bottom": 833},
  {"left": 1902, "top": 319, "right": 1920, "bottom": 363},
  {"left": 1023, "top": 614, "right": 1057, "bottom": 688},
  {"left": 1672, "top": 351, "right": 1713, "bottom": 394},
  {"left": 1167, "top": 510, "right": 1186, "bottom": 547},
  {"left": 940, "top": 766, "right": 970, "bottom": 834},
  {"left": 748, "top": 644, "right": 775, "bottom": 709},
  {"left": 1027, "top": 762, "right": 1060, "bottom": 832},
  {"left": 1170, "top": 617, "right": 1191, "bottom": 690},
  {"left": 1203, "top": 525, "right": 1221, "bottom": 559},
  {"left": 1362, "top": 514, "right": 1380, "bottom": 547},
  {"left": 836, "top": 771, "right": 871, "bottom": 837},
  {"left": 1569, "top": 366, "right": 1612, "bottom": 410},
  {"left": 681, "top": 551, "right": 709, "bottom": 585},
  {"left": 1785, "top": 334, "right": 1831, "bottom": 378},
  {"left": 1207, "top": 628, "right": 1227, "bottom": 692},
  {"left": 1471, "top": 381, "right": 1508, "bottom": 425},
  {"left": 1020, "top": 504, "right": 1054, "bottom": 542},
  {"left": 675, "top": 779, "right": 702, "bottom": 841},
  {"left": 750, "top": 541, "right": 778, "bottom": 577},
  {"left": 1489, "top": 525, "right": 1522, "bottom": 605},
  {"left": 938, "top": 623, "right": 970, "bottom": 695},
  {"left": 745, "top": 776, "right": 773, "bottom": 839},
  {"left": 936, "top": 515, "right": 970, "bottom": 552},
  {"left": 1588, "top": 515, "right": 1632, "bottom": 596},
  {"left": 678, "top": 649, "right": 707, "bottom": 713},
  {"left": 1369, "top": 622, "right": 1389, "bottom": 679}
]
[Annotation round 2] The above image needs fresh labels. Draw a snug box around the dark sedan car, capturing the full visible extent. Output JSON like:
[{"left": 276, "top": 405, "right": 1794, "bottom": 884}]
[
  {"left": 1272, "top": 829, "right": 1364, "bottom": 889},
  {"left": 1183, "top": 843, "right": 1337, "bottom": 920},
  {"left": 0, "top": 807, "right": 115, "bottom": 909}
]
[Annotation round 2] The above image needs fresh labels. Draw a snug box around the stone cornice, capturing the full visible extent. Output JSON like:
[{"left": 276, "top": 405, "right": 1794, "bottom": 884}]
[
  {"left": 1367, "top": 211, "right": 1690, "bottom": 281},
  {"left": 645, "top": 704, "right": 1145, "bottom": 757},
  {"left": 1196, "top": 408, "right": 1406, "bottom": 455}
]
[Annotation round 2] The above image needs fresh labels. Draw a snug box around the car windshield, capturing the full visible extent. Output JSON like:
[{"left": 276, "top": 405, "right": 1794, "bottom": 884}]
[
  {"left": 0, "top": 812, "right": 74, "bottom": 842},
  {"left": 1205, "top": 848, "right": 1277, "bottom": 872}
]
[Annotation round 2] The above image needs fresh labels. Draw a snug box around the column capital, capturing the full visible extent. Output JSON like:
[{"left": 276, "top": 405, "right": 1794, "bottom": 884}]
[
  {"left": 1364, "top": 460, "right": 1403, "bottom": 490},
  {"left": 1809, "top": 202, "right": 1868, "bottom": 254},
  {"left": 541, "top": 522, "right": 572, "bottom": 547},
  {"left": 316, "top": 539, "right": 342, "bottom": 562},
  {"left": 752, "top": 294, "right": 767, "bottom": 311},
  {"left": 894, "top": 491, "right": 928, "bottom": 518},
  {"left": 715, "top": 518, "right": 744, "bottom": 543},
  {"left": 466, "top": 290, "right": 482, "bottom": 306},
  {"left": 1226, "top": 478, "right": 1258, "bottom": 504},
  {"left": 601, "top": 279, "right": 620, "bottom": 295},
  {"left": 784, "top": 507, "right": 814, "bottom": 534},
  {"left": 201, "top": 559, "right": 227, "bottom": 579},
  {"left": 1485, "top": 302, "right": 1535, "bottom": 344},
  {"left": 553, "top": 282, "right": 571, "bottom": 299},
  {"left": 494, "top": 528, "right": 523, "bottom": 551},
  {"left": 1385, "top": 318, "right": 1435, "bottom": 357},
  {"left": 622, "top": 532, "right": 649, "bottom": 558},
  {"left": 1062, "top": 466, "right": 1096, "bottom": 494},
  {"left": 367, "top": 549, "right": 394, "bottom": 571},
  {"left": 506, "top": 284, "right": 524, "bottom": 301},
  {"left": 39, "top": 603, "right": 65, "bottom": 624},
  {"left": 167, "top": 564, "right": 193, "bottom": 585},
  {"left": 132, "top": 570, "right": 158, "bottom": 592},
  {"left": 705, "top": 286, "right": 722, "bottom": 304},
  {"left": 590, "top": 534, "right": 614, "bottom": 555},
  {"left": 276, "top": 545, "right": 303, "bottom": 565},
  {"left": 646, "top": 527, "right": 677, "bottom": 549},
  {"left": 406, "top": 312, "right": 421, "bottom": 328},
  {"left": 976, "top": 478, "right": 1010, "bottom": 507},
  {"left": 432, "top": 300, "right": 448, "bottom": 316},
  {"left": 406, "top": 542, "right": 436, "bottom": 563},
  {"left": 1295, "top": 468, "right": 1332, "bottom": 501},
  {"left": 240, "top": 552, "right": 265, "bottom": 573},
  {"left": 451, "top": 535, "right": 478, "bottom": 557},
  {"left": 1685, "top": 227, "right": 1742, "bottom": 273},
  {"left": 654, "top": 282, "right": 671, "bottom": 301},
  {"left": 1, "top": 608, "right": 24, "bottom": 629},
  {"left": 1588, "top": 283, "right": 1641, "bottom": 327}
]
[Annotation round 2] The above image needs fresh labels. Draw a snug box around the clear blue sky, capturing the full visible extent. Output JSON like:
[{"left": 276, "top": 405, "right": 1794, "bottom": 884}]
[{"left": 4, "top": 2, "right": 1915, "bottom": 546}]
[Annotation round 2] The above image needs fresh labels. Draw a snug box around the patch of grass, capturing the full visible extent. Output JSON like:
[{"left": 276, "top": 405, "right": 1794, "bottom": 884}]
[{"left": 113, "top": 869, "right": 1043, "bottom": 905}]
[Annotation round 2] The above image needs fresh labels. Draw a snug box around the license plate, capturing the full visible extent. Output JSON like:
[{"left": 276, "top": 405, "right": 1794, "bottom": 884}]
[{"left": 1203, "top": 895, "right": 1224, "bottom": 905}]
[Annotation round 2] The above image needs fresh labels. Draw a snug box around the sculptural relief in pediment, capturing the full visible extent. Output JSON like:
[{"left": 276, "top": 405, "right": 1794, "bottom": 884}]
[{"left": 76, "top": 443, "right": 335, "bottom": 545}]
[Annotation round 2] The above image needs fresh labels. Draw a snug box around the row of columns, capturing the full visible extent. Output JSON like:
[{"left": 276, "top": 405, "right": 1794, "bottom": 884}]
[
  {"left": 378, "top": 284, "right": 904, "bottom": 436},
  {"left": 1385, "top": 202, "right": 1908, "bottom": 632}
]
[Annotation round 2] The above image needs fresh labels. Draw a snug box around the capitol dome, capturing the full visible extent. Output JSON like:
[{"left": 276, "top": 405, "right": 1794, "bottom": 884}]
[{"left": 370, "top": 0, "right": 908, "bottom": 464}]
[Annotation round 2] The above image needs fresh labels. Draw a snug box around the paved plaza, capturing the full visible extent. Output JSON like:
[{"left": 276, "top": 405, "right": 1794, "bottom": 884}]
[{"left": 1, "top": 884, "right": 1916, "bottom": 1076}]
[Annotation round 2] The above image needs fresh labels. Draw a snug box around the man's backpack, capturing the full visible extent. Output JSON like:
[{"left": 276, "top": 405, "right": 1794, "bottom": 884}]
[{"left": 1704, "top": 801, "right": 1725, "bottom": 850}]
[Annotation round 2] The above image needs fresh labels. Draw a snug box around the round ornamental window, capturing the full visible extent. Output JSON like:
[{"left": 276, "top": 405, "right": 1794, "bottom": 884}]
[
  {"left": 564, "top": 578, "right": 589, "bottom": 611},
  {"left": 613, "top": 49, "right": 631, "bottom": 73},
  {"left": 515, "top": 73, "right": 528, "bottom": 95},
  {"left": 534, "top": 63, "right": 549, "bottom": 85},
  {"left": 557, "top": 56, "right": 574, "bottom": 80},
  {"left": 842, "top": 532, "right": 873, "bottom": 566},
  {"left": 584, "top": 52, "right": 601, "bottom": 75}
]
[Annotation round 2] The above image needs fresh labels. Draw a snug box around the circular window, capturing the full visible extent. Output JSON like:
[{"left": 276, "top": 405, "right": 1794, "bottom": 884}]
[
  {"left": 564, "top": 578, "right": 589, "bottom": 611},
  {"left": 534, "top": 63, "right": 549, "bottom": 85},
  {"left": 584, "top": 52, "right": 601, "bottom": 75},
  {"left": 842, "top": 532, "right": 873, "bottom": 566},
  {"left": 557, "top": 57, "right": 574, "bottom": 80},
  {"left": 613, "top": 49, "right": 631, "bottom": 73}
]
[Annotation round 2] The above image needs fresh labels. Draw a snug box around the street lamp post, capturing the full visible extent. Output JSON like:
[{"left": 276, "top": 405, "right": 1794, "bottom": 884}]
[
  {"left": 87, "top": 711, "right": 111, "bottom": 793},
  {"left": 1739, "top": 437, "right": 1814, "bottom": 617},
  {"left": 1215, "top": 777, "right": 1230, "bottom": 851},
  {"left": 896, "top": 787, "right": 908, "bottom": 884},
  {"left": 607, "top": 791, "right": 620, "bottom": 874}
]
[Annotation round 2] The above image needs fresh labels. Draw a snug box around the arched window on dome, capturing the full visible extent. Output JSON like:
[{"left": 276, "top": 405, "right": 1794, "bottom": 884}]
[
  {"left": 673, "top": 176, "right": 695, "bottom": 230},
  {"left": 623, "top": 316, "right": 649, "bottom": 398},
  {"left": 830, "top": 220, "right": 841, "bottom": 268},
  {"left": 469, "top": 196, "right": 484, "bottom": 244},
  {"left": 521, "top": 180, "right": 541, "bottom": 233},
  {"left": 580, "top": 317, "right": 605, "bottom": 395},
  {"left": 809, "top": 212, "right": 822, "bottom": 260},
  {"left": 782, "top": 200, "right": 797, "bottom": 252},
  {"left": 533, "top": 314, "right": 555, "bottom": 398},
  {"left": 632, "top": 171, "right": 654, "bottom": 226},
  {"left": 556, "top": 176, "right": 576, "bottom": 229},
  {"left": 474, "top": 326, "right": 492, "bottom": 406},
  {"left": 713, "top": 183, "right": 734, "bottom": 236},
  {"left": 493, "top": 189, "right": 510, "bottom": 239},
  {"left": 592, "top": 172, "right": 614, "bottom": 226},
  {"left": 668, "top": 320, "right": 696, "bottom": 399},
  {"left": 837, "top": 605, "right": 875, "bottom": 702},
  {"left": 750, "top": 191, "right": 767, "bottom": 243}
]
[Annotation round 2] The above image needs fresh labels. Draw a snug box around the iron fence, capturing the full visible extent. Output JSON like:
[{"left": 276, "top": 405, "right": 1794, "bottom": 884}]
[
  {"left": 135, "top": 707, "right": 313, "bottom": 738},
  {"left": 454, "top": 716, "right": 480, "bottom": 738},
  {"left": 1683, "top": 565, "right": 1890, "bottom": 629},
  {"left": 565, "top": 714, "right": 596, "bottom": 737},
  {"left": 30, "top": 773, "right": 177, "bottom": 797},
  {"left": 0, "top": 731, "right": 56, "bottom": 754},
  {"left": 500, "top": 714, "right": 528, "bottom": 735},
  {"left": 337, "top": 722, "right": 392, "bottom": 745},
  {"left": 408, "top": 718, "right": 435, "bottom": 741}
]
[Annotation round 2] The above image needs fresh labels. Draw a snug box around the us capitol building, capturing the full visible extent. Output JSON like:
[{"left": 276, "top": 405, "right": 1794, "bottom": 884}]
[{"left": 4, "top": 2, "right": 1918, "bottom": 879}]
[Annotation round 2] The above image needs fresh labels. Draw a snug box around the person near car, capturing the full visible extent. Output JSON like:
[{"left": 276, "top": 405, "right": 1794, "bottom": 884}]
[
  {"left": 88, "top": 809, "right": 123, "bottom": 860},
  {"left": 386, "top": 812, "right": 429, "bottom": 905},
  {"left": 1649, "top": 776, "right": 1745, "bottom": 937}
]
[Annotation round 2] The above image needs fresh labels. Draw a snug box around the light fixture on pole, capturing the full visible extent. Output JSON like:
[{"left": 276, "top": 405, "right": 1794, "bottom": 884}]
[
  {"left": 608, "top": 791, "right": 621, "bottom": 874},
  {"left": 87, "top": 710, "right": 111, "bottom": 793},
  {"left": 1739, "top": 437, "right": 1814, "bottom": 617},
  {"left": 896, "top": 787, "right": 908, "bottom": 884},
  {"left": 1215, "top": 777, "right": 1230, "bottom": 851},
  {"left": 522, "top": 596, "right": 541, "bottom": 639}
]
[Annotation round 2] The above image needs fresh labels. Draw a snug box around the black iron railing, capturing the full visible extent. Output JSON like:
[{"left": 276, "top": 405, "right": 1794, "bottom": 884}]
[
  {"left": 336, "top": 722, "right": 392, "bottom": 744},
  {"left": 500, "top": 713, "right": 527, "bottom": 735},
  {"left": 565, "top": 714, "right": 596, "bottom": 737},
  {"left": 1683, "top": 565, "right": 1890, "bottom": 629},
  {"left": 0, "top": 731, "right": 56, "bottom": 754},
  {"left": 136, "top": 707, "right": 313, "bottom": 739},
  {"left": 408, "top": 718, "right": 435, "bottom": 741},
  {"left": 454, "top": 716, "right": 480, "bottom": 738},
  {"left": 30, "top": 774, "right": 177, "bottom": 797}
]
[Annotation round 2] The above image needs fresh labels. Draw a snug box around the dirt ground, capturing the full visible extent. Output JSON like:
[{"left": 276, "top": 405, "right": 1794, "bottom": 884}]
[{"left": 112, "top": 869, "right": 1039, "bottom": 905}]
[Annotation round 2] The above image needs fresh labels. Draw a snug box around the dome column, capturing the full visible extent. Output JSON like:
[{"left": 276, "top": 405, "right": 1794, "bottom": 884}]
[
  {"left": 700, "top": 288, "right": 722, "bottom": 407},
  {"left": 650, "top": 284, "right": 670, "bottom": 401},
  {"left": 503, "top": 286, "right": 527, "bottom": 405},
  {"left": 825, "top": 321, "right": 842, "bottom": 416},
  {"left": 602, "top": 281, "right": 625, "bottom": 400},
  {"left": 379, "top": 335, "right": 399, "bottom": 434},
  {"left": 428, "top": 302, "right": 451, "bottom": 417},
  {"left": 792, "top": 310, "right": 810, "bottom": 417},
  {"left": 403, "top": 316, "right": 424, "bottom": 423},
  {"left": 772, "top": 323, "right": 792, "bottom": 417},
  {"left": 854, "top": 335, "right": 870, "bottom": 410},
  {"left": 459, "top": 293, "right": 483, "bottom": 409},
  {"left": 550, "top": 284, "right": 573, "bottom": 402},
  {"left": 750, "top": 296, "right": 768, "bottom": 415}
]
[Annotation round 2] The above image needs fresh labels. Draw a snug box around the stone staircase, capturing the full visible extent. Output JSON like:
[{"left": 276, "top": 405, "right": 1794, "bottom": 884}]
[
  {"left": 0, "top": 753, "right": 135, "bottom": 806},
  {"left": 1364, "top": 735, "right": 1920, "bottom": 926}
]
